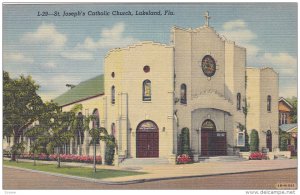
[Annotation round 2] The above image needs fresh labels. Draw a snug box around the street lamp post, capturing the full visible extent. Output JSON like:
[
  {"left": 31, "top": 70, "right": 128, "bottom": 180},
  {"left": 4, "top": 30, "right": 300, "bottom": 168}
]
[{"left": 93, "top": 138, "right": 96, "bottom": 173}]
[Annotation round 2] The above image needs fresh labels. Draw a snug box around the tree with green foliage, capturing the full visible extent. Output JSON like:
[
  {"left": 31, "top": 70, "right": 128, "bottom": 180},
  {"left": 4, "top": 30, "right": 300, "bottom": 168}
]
[
  {"left": 286, "top": 97, "right": 297, "bottom": 123},
  {"left": 105, "top": 135, "right": 116, "bottom": 165},
  {"left": 279, "top": 128, "right": 290, "bottom": 151},
  {"left": 10, "top": 142, "right": 25, "bottom": 163},
  {"left": 250, "top": 129, "right": 259, "bottom": 152},
  {"left": 46, "top": 109, "right": 74, "bottom": 168},
  {"left": 69, "top": 104, "right": 85, "bottom": 155},
  {"left": 3, "top": 71, "right": 45, "bottom": 161},
  {"left": 181, "top": 127, "right": 191, "bottom": 155},
  {"left": 86, "top": 115, "right": 111, "bottom": 171},
  {"left": 25, "top": 102, "right": 73, "bottom": 168}
]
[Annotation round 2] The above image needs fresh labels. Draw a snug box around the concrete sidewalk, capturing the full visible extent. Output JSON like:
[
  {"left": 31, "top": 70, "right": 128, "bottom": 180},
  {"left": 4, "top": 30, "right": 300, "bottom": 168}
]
[
  {"left": 101, "top": 159, "right": 297, "bottom": 183},
  {"left": 4, "top": 158, "right": 297, "bottom": 184}
]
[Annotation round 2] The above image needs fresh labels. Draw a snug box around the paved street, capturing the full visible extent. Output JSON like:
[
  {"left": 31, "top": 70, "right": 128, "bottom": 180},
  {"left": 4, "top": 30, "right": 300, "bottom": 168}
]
[{"left": 3, "top": 167, "right": 297, "bottom": 190}]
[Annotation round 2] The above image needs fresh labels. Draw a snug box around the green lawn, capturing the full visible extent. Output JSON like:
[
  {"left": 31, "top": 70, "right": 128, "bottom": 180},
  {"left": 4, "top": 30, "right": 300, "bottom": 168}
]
[{"left": 3, "top": 160, "right": 146, "bottom": 179}]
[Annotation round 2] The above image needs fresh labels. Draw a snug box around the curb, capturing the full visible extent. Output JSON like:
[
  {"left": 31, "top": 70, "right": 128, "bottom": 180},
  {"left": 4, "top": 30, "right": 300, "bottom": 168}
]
[{"left": 4, "top": 165, "right": 297, "bottom": 185}]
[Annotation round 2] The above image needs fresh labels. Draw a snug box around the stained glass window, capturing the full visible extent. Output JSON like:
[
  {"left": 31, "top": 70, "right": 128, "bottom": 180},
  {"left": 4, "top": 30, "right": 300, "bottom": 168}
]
[
  {"left": 111, "top": 86, "right": 115, "bottom": 104},
  {"left": 267, "top": 95, "right": 271, "bottom": 112},
  {"left": 143, "top": 80, "right": 151, "bottom": 101},
  {"left": 201, "top": 55, "right": 216, "bottom": 77},
  {"left": 237, "top": 93, "right": 241, "bottom": 110},
  {"left": 180, "top": 84, "right": 187, "bottom": 104}
]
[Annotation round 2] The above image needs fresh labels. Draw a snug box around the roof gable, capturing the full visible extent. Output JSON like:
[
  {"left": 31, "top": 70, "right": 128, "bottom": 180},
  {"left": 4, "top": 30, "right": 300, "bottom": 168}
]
[
  {"left": 279, "top": 97, "right": 293, "bottom": 109},
  {"left": 53, "top": 75, "right": 104, "bottom": 106}
]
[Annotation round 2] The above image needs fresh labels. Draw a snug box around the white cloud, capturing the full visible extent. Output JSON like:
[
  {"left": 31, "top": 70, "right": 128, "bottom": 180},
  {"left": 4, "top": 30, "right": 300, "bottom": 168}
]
[
  {"left": 35, "top": 74, "right": 83, "bottom": 101},
  {"left": 223, "top": 19, "right": 247, "bottom": 31},
  {"left": 77, "top": 22, "right": 138, "bottom": 50},
  {"left": 3, "top": 52, "right": 34, "bottom": 64},
  {"left": 42, "top": 62, "right": 57, "bottom": 69},
  {"left": 21, "top": 23, "right": 67, "bottom": 50},
  {"left": 60, "top": 51, "right": 94, "bottom": 61},
  {"left": 221, "top": 19, "right": 297, "bottom": 97},
  {"left": 221, "top": 20, "right": 258, "bottom": 51},
  {"left": 61, "top": 22, "right": 138, "bottom": 61}
]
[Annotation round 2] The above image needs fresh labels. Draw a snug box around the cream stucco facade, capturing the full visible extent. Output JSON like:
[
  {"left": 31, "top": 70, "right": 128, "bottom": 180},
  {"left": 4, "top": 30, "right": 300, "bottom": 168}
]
[
  {"left": 3, "top": 17, "right": 280, "bottom": 164},
  {"left": 246, "top": 67, "right": 279, "bottom": 151}
]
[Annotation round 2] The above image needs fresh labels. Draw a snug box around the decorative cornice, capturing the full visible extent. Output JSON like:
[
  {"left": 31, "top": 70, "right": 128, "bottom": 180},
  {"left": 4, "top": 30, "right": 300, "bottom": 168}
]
[{"left": 105, "top": 41, "right": 173, "bottom": 59}]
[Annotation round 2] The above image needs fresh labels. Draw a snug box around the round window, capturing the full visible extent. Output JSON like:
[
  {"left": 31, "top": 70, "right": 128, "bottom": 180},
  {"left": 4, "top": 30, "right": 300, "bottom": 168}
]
[
  {"left": 201, "top": 55, "right": 216, "bottom": 77},
  {"left": 143, "top": 65, "right": 150, "bottom": 73}
]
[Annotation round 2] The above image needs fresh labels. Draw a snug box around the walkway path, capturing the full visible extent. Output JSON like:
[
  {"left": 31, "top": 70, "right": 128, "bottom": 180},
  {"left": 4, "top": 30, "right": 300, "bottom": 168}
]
[{"left": 4, "top": 158, "right": 297, "bottom": 184}]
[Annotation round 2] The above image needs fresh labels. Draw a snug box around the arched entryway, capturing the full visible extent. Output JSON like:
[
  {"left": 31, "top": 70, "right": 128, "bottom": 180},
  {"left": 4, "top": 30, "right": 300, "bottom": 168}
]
[
  {"left": 201, "top": 119, "right": 226, "bottom": 156},
  {"left": 266, "top": 130, "right": 272, "bottom": 152},
  {"left": 136, "top": 120, "right": 159, "bottom": 158}
]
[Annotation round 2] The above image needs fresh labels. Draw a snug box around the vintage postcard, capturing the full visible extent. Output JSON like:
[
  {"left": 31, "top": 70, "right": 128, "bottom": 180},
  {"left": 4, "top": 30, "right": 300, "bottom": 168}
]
[{"left": 2, "top": 2, "right": 298, "bottom": 193}]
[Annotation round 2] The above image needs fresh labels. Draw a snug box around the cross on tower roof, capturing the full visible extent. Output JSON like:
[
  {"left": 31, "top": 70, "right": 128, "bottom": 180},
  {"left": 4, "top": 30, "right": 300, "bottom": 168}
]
[{"left": 204, "top": 11, "right": 211, "bottom": 27}]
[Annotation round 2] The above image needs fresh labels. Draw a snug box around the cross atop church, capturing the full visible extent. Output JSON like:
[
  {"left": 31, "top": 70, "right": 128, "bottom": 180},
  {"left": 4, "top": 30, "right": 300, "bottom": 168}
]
[{"left": 204, "top": 11, "right": 211, "bottom": 27}]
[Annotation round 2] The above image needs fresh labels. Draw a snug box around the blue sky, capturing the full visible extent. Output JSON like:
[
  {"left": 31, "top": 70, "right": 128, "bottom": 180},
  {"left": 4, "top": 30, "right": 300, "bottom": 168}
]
[{"left": 3, "top": 3, "right": 297, "bottom": 100}]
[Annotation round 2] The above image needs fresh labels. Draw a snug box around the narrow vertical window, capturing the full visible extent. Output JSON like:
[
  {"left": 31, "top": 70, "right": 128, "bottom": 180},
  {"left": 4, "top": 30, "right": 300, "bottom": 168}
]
[
  {"left": 180, "top": 84, "right": 187, "bottom": 104},
  {"left": 267, "top": 95, "right": 271, "bottom": 112},
  {"left": 237, "top": 93, "right": 241, "bottom": 110},
  {"left": 143, "top": 80, "right": 151, "bottom": 101},
  {"left": 111, "top": 86, "right": 115, "bottom": 104},
  {"left": 111, "top": 123, "right": 116, "bottom": 137}
]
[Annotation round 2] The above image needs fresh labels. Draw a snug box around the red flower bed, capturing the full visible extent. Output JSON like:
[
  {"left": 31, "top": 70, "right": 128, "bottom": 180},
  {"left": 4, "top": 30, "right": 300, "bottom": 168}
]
[
  {"left": 249, "top": 152, "right": 267, "bottom": 160},
  {"left": 19, "top": 153, "right": 102, "bottom": 164},
  {"left": 176, "top": 154, "right": 193, "bottom": 164}
]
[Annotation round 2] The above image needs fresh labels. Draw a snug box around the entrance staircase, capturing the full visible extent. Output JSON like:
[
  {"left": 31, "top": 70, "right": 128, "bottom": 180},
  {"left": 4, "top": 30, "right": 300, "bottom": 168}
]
[
  {"left": 198, "top": 155, "right": 247, "bottom": 162},
  {"left": 119, "top": 157, "right": 170, "bottom": 167}
]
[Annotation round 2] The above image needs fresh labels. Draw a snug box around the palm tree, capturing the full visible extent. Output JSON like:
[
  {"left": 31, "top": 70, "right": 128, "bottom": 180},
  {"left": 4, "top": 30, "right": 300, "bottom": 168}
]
[
  {"left": 85, "top": 115, "right": 113, "bottom": 172},
  {"left": 69, "top": 104, "right": 85, "bottom": 155},
  {"left": 47, "top": 111, "right": 73, "bottom": 168}
]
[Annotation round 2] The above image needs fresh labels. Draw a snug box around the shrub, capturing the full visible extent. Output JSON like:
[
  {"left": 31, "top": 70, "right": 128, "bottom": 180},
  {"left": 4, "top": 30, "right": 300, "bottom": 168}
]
[
  {"left": 279, "top": 129, "right": 289, "bottom": 151},
  {"left": 181, "top": 127, "right": 192, "bottom": 156},
  {"left": 3, "top": 150, "right": 11, "bottom": 158},
  {"left": 250, "top": 129, "right": 259, "bottom": 152},
  {"left": 249, "top": 152, "right": 267, "bottom": 160},
  {"left": 105, "top": 135, "right": 116, "bottom": 165},
  {"left": 176, "top": 154, "right": 192, "bottom": 164}
]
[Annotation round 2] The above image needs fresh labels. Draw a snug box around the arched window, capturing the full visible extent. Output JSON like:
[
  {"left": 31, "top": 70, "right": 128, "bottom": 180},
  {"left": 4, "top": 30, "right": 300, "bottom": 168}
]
[
  {"left": 266, "top": 130, "right": 272, "bottom": 152},
  {"left": 111, "top": 123, "right": 116, "bottom": 137},
  {"left": 77, "top": 112, "right": 84, "bottom": 144},
  {"left": 237, "top": 93, "right": 241, "bottom": 110},
  {"left": 92, "top": 109, "right": 100, "bottom": 128},
  {"left": 92, "top": 109, "right": 100, "bottom": 144},
  {"left": 267, "top": 95, "right": 271, "bottom": 112},
  {"left": 180, "top": 84, "right": 187, "bottom": 104},
  {"left": 111, "top": 86, "right": 115, "bottom": 104},
  {"left": 143, "top": 80, "right": 151, "bottom": 101}
]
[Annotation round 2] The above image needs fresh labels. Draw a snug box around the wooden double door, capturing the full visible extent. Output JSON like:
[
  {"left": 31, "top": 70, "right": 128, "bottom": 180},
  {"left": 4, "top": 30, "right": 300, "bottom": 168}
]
[
  {"left": 200, "top": 119, "right": 227, "bottom": 156},
  {"left": 136, "top": 120, "right": 159, "bottom": 158},
  {"left": 201, "top": 130, "right": 227, "bottom": 156}
]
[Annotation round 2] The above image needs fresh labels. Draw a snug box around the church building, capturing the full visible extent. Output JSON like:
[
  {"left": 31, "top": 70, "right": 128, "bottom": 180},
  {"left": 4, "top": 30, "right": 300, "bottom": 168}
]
[{"left": 27, "top": 12, "right": 280, "bottom": 163}]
